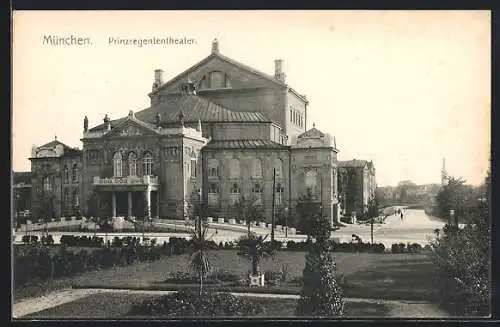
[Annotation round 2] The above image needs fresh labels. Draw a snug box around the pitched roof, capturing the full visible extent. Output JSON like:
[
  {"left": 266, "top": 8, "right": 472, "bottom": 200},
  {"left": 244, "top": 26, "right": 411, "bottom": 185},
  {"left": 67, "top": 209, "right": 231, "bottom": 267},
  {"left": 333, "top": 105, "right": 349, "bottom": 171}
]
[
  {"left": 297, "top": 127, "right": 325, "bottom": 139},
  {"left": 89, "top": 95, "right": 270, "bottom": 131},
  {"left": 338, "top": 159, "right": 369, "bottom": 168},
  {"left": 150, "top": 52, "right": 308, "bottom": 103},
  {"left": 203, "top": 139, "right": 287, "bottom": 150},
  {"left": 39, "top": 139, "right": 73, "bottom": 150},
  {"left": 152, "top": 52, "right": 285, "bottom": 96}
]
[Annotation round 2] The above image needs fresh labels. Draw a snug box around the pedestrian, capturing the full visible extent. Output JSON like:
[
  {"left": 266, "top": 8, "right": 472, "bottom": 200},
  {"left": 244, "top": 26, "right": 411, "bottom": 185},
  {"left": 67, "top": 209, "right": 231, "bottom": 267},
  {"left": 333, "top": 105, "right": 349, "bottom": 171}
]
[{"left": 401, "top": 212, "right": 404, "bottom": 220}]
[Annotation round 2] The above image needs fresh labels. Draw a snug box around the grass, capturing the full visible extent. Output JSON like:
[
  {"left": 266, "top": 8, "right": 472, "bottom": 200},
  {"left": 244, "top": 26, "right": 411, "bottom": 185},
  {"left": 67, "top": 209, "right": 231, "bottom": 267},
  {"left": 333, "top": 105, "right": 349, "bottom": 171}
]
[
  {"left": 67, "top": 251, "right": 438, "bottom": 301},
  {"left": 22, "top": 292, "right": 392, "bottom": 318},
  {"left": 13, "top": 250, "right": 439, "bottom": 304}
]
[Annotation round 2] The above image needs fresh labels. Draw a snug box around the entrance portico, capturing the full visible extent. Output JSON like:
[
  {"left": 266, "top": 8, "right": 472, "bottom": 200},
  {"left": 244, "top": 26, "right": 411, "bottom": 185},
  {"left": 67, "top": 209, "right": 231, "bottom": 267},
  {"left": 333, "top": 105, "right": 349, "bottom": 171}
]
[{"left": 92, "top": 176, "right": 160, "bottom": 218}]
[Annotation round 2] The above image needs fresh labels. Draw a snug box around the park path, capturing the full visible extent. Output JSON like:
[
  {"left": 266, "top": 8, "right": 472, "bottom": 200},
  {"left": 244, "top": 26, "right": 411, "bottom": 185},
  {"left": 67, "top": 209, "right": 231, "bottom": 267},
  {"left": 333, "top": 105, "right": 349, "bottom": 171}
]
[{"left": 13, "top": 287, "right": 449, "bottom": 318}]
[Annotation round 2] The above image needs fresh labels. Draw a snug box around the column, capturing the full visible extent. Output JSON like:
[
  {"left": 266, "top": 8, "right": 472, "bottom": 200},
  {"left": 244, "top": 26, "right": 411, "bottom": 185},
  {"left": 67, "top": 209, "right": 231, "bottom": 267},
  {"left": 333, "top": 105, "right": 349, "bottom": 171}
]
[
  {"left": 111, "top": 192, "right": 117, "bottom": 217},
  {"left": 156, "top": 192, "right": 160, "bottom": 218},
  {"left": 127, "top": 192, "right": 132, "bottom": 217},
  {"left": 145, "top": 187, "right": 151, "bottom": 218}
]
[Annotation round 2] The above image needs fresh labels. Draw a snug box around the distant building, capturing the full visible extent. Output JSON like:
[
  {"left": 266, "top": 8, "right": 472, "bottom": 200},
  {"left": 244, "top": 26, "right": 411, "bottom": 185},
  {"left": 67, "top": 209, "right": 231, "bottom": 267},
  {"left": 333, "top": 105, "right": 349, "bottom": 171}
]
[
  {"left": 337, "top": 160, "right": 376, "bottom": 217},
  {"left": 13, "top": 171, "right": 33, "bottom": 219}
]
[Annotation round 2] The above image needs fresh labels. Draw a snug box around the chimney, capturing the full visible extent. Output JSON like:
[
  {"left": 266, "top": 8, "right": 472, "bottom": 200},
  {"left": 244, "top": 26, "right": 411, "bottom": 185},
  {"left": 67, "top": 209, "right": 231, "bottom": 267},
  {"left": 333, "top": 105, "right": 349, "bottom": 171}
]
[
  {"left": 211, "top": 39, "right": 219, "bottom": 54},
  {"left": 104, "top": 114, "right": 111, "bottom": 131},
  {"left": 152, "top": 69, "right": 163, "bottom": 91},
  {"left": 274, "top": 59, "right": 286, "bottom": 83}
]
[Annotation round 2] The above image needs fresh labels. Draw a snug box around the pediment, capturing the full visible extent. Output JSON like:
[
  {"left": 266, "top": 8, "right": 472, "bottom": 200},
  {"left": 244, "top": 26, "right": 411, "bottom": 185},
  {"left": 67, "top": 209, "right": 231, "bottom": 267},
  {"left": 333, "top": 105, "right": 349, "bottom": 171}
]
[
  {"left": 156, "top": 54, "right": 283, "bottom": 96},
  {"left": 104, "top": 119, "right": 159, "bottom": 138}
]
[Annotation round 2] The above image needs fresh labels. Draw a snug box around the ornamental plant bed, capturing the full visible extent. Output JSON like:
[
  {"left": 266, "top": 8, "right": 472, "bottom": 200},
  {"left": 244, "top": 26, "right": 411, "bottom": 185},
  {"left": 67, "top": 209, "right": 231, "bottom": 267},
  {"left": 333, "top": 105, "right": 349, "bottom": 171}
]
[{"left": 24, "top": 291, "right": 394, "bottom": 318}]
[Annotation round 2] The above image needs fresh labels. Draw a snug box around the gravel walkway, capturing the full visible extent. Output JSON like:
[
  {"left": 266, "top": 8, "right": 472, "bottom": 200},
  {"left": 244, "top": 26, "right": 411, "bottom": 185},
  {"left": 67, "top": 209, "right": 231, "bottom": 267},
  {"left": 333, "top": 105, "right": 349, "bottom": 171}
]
[{"left": 13, "top": 288, "right": 449, "bottom": 318}]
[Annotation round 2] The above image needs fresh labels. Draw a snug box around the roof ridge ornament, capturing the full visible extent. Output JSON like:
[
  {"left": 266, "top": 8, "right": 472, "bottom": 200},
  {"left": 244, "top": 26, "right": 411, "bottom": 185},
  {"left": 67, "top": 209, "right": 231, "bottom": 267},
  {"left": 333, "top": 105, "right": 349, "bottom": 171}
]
[{"left": 212, "top": 38, "right": 219, "bottom": 54}]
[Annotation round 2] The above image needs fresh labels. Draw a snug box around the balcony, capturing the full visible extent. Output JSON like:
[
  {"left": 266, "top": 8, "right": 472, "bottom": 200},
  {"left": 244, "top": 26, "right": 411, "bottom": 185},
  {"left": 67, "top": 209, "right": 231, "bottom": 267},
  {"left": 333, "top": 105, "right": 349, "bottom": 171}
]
[{"left": 93, "top": 175, "right": 159, "bottom": 189}]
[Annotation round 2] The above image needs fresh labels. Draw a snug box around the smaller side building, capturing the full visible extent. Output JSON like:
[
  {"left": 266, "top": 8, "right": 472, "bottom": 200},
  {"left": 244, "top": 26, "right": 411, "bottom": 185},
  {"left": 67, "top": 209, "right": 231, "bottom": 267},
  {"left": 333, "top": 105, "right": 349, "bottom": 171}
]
[
  {"left": 13, "top": 171, "right": 33, "bottom": 220},
  {"left": 337, "top": 159, "right": 376, "bottom": 217},
  {"left": 29, "top": 139, "right": 83, "bottom": 218}
]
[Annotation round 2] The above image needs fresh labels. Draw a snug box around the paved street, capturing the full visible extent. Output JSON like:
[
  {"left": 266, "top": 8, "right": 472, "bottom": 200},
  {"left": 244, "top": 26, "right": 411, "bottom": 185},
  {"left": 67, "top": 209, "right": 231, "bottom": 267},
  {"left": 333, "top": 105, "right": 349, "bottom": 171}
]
[
  {"left": 14, "top": 209, "right": 445, "bottom": 248},
  {"left": 330, "top": 209, "right": 446, "bottom": 247}
]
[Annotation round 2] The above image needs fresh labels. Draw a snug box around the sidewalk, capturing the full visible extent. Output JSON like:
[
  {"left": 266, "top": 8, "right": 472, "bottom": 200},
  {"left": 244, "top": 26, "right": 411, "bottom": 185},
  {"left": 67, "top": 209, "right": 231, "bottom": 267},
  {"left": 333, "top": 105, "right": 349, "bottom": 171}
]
[{"left": 13, "top": 287, "right": 450, "bottom": 318}]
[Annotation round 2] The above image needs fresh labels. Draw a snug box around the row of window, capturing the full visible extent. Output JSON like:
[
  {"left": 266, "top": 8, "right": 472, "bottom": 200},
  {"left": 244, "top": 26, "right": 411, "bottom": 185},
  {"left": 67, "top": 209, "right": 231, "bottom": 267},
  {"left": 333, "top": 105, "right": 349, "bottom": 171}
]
[
  {"left": 63, "top": 164, "right": 79, "bottom": 184},
  {"left": 290, "top": 107, "right": 304, "bottom": 128},
  {"left": 113, "top": 152, "right": 153, "bottom": 177},
  {"left": 207, "top": 182, "right": 285, "bottom": 207},
  {"left": 208, "top": 158, "right": 284, "bottom": 179}
]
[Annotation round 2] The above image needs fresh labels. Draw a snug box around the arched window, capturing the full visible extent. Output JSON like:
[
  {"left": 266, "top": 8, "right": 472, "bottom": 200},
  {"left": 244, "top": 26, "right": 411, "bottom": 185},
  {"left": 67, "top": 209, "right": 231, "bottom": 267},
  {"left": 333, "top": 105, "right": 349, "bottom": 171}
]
[
  {"left": 73, "top": 189, "right": 79, "bottom": 208},
  {"left": 251, "top": 158, "right": 263, "bottom": 179},
  {"left": 209, "top": 71, "right": 223, "bottom": 88},
  {"left": 208, "top": 182, "right": 219, "bottom": 207},
  {"left": 63, "top": 165, "right": 69, "bottom": 184},
  {"left": 275, "top": 158, "right": 283, "bottom": 178},
  {"left": 72, "top": 164, "right": 79, "bottom": 182},
  {"left": 229, "top": 183, "right": 241, "bottom": 206},
  {"left": 276, "top": 183, "right": 284, "bottom": 205},
  {"left": 143, "top": 152, "right": 153, "bottom": 176},
  {"left": 43, "top": 176, "right": 52, "bottom": 191},
  {"left": 64, "top": 188, "right": 70, "bottom": 205},
  {"left": 208, "top": 159, "right": 219, "bottom": 177},
  {"left": 229, "top": 158, "right": 240, "bottom": 179},
  {"left": 252, "top": 183, "right": 263, "bottom": 205},
  {"left": 128, "top": 152, "right": 137, "bottom": 176},
  {"left": 113, "top": 152, "right": 123, "bottom": 177}
]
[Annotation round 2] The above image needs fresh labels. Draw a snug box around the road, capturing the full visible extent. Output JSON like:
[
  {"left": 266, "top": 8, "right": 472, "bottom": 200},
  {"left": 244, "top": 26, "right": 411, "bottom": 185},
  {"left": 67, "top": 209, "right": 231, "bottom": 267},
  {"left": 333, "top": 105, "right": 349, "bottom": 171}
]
[
  {"left": 330, "top": 209, "right": 446, "bottom": 247},
  {"left": 13, "top": 210, "right": 445, "bottom": 248}
]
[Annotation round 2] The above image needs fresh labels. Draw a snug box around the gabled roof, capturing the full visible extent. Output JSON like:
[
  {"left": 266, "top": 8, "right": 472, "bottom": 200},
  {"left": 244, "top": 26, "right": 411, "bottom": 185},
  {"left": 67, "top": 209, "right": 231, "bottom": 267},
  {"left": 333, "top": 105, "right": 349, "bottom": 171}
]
[
  {"left": 152, "top": 52, "right": 285, "bottom": 96},
  {"left": 150, "top": 51, "right": 308, "bottom": 103},
  {"left": 39, "top": 139, "right": 73, "bottom": 150},
  {"left": 338, "top": 159, "right": 369, "bottom": 168},
  {"left": 203, "top": 139, "right": 287, "bottom": 150},
  {"left": 297, "top": 127, "right": 325, "bottom": 139},
  {"left": 89, "top": 95, "right": 270, "bottom": 132}
]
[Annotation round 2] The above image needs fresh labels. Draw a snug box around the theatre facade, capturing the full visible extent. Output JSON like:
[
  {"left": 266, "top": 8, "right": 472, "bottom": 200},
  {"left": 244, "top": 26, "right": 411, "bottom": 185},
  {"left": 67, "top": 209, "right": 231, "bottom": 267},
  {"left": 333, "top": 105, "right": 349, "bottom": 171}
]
[{"left": 26, "top": 39, "right": 376, "bottom": 226}]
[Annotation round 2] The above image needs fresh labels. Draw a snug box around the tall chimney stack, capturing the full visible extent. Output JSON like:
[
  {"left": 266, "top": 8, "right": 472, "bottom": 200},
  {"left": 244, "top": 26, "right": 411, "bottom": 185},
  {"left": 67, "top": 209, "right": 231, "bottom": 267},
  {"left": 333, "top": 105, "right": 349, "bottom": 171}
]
[
  {"left": 274, "top": 59, "right": 286, "bottom": 83},
  {"left": 152, "top": 69, "right": 164, "bottom": 91}
]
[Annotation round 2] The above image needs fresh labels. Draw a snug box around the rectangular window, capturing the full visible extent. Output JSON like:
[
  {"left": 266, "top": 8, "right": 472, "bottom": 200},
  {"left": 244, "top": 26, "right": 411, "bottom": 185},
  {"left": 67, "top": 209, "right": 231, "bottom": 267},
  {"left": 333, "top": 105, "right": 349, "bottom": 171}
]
[
  {"left": 190, "top": 159, "right": 197, "bottom": 178},
  {"left": 289, "top": 109, "right": 293, "bottom": 122}
]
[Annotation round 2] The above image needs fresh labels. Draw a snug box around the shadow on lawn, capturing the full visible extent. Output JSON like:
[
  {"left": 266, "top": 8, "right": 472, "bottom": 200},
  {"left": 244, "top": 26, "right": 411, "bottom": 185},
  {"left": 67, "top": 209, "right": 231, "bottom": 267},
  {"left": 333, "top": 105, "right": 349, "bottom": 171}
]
[{"left": 343, "top": 255, "right": 440, "bottom": 302}]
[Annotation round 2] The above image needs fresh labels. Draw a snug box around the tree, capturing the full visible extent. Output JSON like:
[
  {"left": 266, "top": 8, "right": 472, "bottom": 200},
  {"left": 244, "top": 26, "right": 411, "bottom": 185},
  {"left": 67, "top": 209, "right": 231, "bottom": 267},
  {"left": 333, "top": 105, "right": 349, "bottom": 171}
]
[
  {"left": 237, "top": 233, "right": 276, "bottom": 277},
  {"left": 435, "top": 177, "right": 477, "bottom": 225},
  {"left": 430, "top": 170, "right": 491, "bottom": 316},
  {"left": 366, "top": 195, "right": 380, "bottom": 244},
  {"left": 295, "top": 189, "right": 320, "bottom": 238},
  {"left": 296, "top": 214, "right": 344, "bottom": 317},
  {"left": 86, "top": 191, "right": 110, "bottom": 237},
  {"left": 188, "top": 212, "right": 212, "bottom": 295},
  {"left": 36, "top": 192, "right": 56, "bottom": 236},
  {"left": 236, "top": 196, "right": 264, "bottom": 236}
]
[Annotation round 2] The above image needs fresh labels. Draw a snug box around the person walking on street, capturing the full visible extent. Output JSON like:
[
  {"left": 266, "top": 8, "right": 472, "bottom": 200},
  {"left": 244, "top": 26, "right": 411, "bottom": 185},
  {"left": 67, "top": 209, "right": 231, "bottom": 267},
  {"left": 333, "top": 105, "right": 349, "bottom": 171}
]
[{"left": 400, "top": 212, "right": 404, "bottom": 220}]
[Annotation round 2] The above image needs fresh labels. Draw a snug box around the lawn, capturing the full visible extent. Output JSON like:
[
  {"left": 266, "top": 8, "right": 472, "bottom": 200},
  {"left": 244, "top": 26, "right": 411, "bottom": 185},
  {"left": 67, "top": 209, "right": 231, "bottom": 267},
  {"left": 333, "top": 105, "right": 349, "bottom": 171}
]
[
  {"left": 66, "top": 250, "right": 439, "bottom": 301},
  {"left": 22, "top": 292, "right": 392, "bottom": 318}
]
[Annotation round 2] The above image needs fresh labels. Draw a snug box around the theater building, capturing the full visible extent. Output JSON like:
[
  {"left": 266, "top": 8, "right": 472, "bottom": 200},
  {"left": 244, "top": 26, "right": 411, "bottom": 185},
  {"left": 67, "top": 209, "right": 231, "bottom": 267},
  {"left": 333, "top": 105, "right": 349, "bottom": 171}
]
[{"left": 26, "top": 39, "right": 376, "bottom": 227}]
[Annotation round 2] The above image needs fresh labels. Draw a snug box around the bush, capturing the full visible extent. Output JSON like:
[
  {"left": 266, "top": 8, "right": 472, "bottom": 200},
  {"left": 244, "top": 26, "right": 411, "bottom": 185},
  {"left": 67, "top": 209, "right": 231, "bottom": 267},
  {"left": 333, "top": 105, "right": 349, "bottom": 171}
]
[
  {"left": 208, "top": 269, "right": 240, "bottom": 283},
  {"left": 128, "top": 289, "right": 264, "bottom": 317}
]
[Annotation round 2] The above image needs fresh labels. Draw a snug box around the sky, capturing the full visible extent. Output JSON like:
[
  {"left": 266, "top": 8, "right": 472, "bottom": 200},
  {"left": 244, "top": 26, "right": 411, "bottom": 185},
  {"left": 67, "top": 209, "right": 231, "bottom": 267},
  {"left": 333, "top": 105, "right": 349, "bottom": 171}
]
[{"left": 12, "top": 10, "right": 491, "bottom": 187}]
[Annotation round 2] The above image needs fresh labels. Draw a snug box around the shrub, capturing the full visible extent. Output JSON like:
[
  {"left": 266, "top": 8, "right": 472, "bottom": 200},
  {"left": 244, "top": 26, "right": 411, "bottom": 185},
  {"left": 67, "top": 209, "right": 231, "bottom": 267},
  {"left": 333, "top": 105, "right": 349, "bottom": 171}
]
[
  {"left": 208, "top": 269, "right": 240, "bottom": 282},
  {"left": 297, "top": 215, "right": 344, "bottom": 317},
  {"left": 128, "top": 289, "right": 264, "bottom": 317}
]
